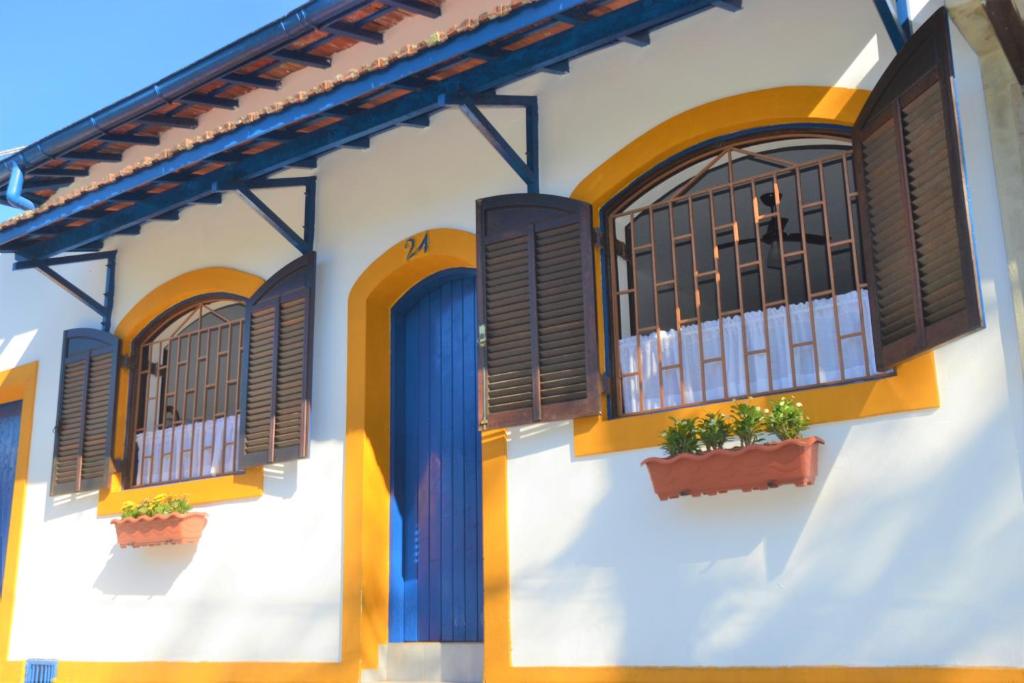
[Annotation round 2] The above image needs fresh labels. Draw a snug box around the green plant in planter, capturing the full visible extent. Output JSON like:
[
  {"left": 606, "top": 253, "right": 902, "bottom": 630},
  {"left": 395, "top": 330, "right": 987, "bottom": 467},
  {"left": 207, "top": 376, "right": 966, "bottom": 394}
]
[
  {"left": 698, "top": 412, "right": 731, "bottom": 451},
  {"left": 763, "top": 396, "right": 810, "bottom": 441},
  {"left": 730, "top": 402, "right": 764, "bottom": 447},
  {"left": 661, "top": 417, "right": 701, "bottom": 456},
  {"left": 121, "top": 493, "right": 193, "bottom": 519}
]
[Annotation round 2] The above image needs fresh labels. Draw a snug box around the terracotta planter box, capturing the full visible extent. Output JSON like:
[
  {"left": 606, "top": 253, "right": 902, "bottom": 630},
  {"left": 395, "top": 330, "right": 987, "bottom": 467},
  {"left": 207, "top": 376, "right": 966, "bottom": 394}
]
[
  {"left": 642, "top": 436, "right": 823, "bottom": 500},
  {"left": 111, "top": 512, "right": 208, "bottom": 548}
]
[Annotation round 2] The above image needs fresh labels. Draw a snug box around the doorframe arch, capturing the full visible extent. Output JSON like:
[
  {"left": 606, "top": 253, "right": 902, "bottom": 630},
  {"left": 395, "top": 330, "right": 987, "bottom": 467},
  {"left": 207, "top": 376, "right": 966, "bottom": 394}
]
[{"left": 343, "top": 228, "right": 476, "bottom": 671}]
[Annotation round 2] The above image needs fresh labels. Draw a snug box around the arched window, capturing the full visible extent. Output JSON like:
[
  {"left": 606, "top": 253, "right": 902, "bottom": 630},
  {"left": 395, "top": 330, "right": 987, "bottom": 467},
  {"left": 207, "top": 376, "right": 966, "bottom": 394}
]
[
  {"left": 128, "top": 296, "right": 246, "bottom": 486},
  {"left": 608, "top": 136, "right": 882, "bottom": 415}
]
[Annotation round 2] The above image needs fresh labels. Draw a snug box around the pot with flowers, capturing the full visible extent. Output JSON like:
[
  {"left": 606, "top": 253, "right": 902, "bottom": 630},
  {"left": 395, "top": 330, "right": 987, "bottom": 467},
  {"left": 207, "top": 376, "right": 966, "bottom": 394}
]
[
  {"left": 641, "top": 397, "right": 823, "bottom": 500},
  {"left": 111, "top": 494, "right": 208, "bottom": 548}
]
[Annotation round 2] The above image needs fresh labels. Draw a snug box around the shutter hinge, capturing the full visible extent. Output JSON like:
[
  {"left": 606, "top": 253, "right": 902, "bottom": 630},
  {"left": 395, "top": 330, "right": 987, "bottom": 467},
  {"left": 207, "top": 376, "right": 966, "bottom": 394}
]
[{"left": 478, "top": 324, "right": 487, "bottom": 348}]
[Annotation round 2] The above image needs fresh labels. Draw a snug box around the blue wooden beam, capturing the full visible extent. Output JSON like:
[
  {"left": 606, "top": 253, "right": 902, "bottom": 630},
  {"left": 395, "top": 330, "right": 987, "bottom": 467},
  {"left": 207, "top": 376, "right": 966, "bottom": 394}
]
[
  {"left": 99, "top": 132, "right": 160, "bottom": 146},
  {"left": 872, "top": 0, "right": 908, "bottom": 50},
  {"left": 139, "top": 114, "right": 199, "bottom": 129},
  {"left": 619, "top": 30, "right": 650, "bottom": 46},
  {"left": 238, "top": 186, "right": 311, "bottom": 253},
  {"left": 540, "top": 60, "right": 570, "bottom": 75},
  {"left": 400, "top": 114, "right": 431, "bottom": 128},
  {"left": 180, "top": 93, "right": 239, "bottom": 110},
  {"left": 27, "top": 167, "right": 88, "bottom": 177},
  {"left": 220, "top": 72, "right": 282, "bottom": 90},
  {"left": 323, "top": 21, "right": 383, "bottom": 44},
  {"left": 276, "top": 49, "right": 333, "bottom": 68},
  {"left": 63, "top": 149, "right": 122, "bottom": 162},
  {"left": 445, "top": 92, "right": 538, "bottom": 191},
  {"left": 8, "top": 0, "right": 725, "bottom": 259},
  {"left": 15, "top": 251, "right": 117, "bottom": 330},
  {"left": 384, "top": 0, "right": 440, "bottom": 18}
]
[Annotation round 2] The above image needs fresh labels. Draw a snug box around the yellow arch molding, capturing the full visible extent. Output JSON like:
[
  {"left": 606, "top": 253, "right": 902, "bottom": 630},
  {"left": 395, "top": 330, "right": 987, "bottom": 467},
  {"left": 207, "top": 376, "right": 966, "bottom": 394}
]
[
  {"left": 343, "top": 228, "right": 479, "bottom": 674},
  {"left": 97, "top": 267, "right": 266, "bottom": 516},
  {"left": 568, "top": 86, "right": 938, "bottom": 459},
  {"left": 0, "top": 362, "right": 37, "bottom": 683}
]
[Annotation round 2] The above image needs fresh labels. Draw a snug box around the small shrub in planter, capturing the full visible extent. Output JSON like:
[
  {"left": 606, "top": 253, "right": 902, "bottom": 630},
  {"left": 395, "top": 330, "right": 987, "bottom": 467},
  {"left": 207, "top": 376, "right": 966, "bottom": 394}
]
[
  {"left": 643, "top": 397, "right": 823, "bottom": 500},
  {"left": 111, "top": 494, "right": 208, "bottom": 548}
]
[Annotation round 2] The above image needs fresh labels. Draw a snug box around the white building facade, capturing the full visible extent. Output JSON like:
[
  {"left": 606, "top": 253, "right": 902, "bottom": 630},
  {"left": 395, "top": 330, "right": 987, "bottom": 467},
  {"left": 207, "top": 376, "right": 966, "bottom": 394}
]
[{"left": 0, "top": 1, "right": 1021, "bottom": 681}]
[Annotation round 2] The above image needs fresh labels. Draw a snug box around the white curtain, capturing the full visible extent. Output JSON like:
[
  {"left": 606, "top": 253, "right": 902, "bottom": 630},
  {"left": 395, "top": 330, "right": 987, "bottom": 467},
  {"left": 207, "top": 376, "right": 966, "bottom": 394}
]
[
  {"left": 134, "top": 414, "right": 239, "bottom": 486},
  {"left": 618, "top": 289, "right": 877, "bottom": 414}
]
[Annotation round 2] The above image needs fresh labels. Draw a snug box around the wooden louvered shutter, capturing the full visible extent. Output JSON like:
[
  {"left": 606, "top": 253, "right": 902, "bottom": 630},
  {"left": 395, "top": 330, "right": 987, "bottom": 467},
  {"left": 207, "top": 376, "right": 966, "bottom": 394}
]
[
  {"left": 50, "top": 329, "right": 119, "bottom": 494},
  {"left": 240, "top": 252, "right": 316, "bottom": 466},
  {"left": 853, "top": 7, "right": 981, "bottom": 370},
  {"left": 476, "top": 194, "right": 601, "bottom": 429}
]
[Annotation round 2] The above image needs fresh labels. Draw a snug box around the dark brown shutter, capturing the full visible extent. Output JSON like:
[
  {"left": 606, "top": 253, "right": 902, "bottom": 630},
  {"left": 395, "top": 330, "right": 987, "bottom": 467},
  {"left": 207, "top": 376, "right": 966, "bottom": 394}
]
[
  {"left": 476, "top": 194, "right": 601, "bottom": 429},
  {"left": 240, "top": 252, "right": 316, "bottom": 466},
  {"left": 853, "top": 7, "right": 982, "bottom": 369},
  {"left": 50, "top": 329, "right": 119, "bottom": 494}
]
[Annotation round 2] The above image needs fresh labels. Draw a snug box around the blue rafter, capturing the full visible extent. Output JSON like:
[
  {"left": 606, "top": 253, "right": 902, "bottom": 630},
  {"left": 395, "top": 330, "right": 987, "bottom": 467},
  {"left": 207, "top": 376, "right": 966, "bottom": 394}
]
[
  {"left": 13, "top": 251, "right": 117, "bottom": 330},
  {"left": 872, "top": 0, "right": 909, "bottom": 50},
  {"left": 6, "top": 0, "right": 731, "bottom": 260}
]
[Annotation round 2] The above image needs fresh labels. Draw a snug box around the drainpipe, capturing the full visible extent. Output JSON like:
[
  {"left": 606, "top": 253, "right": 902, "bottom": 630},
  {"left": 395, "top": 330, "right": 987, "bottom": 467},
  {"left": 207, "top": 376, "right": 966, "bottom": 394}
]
[{"left": 4, "top": 163, "right": 35, "bottom": 211}]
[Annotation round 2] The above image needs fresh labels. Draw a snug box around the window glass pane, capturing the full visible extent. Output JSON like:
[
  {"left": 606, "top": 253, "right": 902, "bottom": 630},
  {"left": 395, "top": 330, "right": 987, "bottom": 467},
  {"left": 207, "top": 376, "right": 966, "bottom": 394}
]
[
  {"left": 717, "top": 240, "right": 740, "bottom": 313},
  {"left": 636, "top": 253, "right": 655, "bottom": 329},
  {"left": 735, "top": 184, "right": 757, "bottom": 264},
  {"left": 652, "top": 206, "right": 673, "bottom": 283},
  {"left": 674, "top": 242, "right": 697, "bottom": 321},
  {"left": 799, "top": 166, "right": 821, "bottom": 204},
  {"left": 804, "top": 208, "right": 831, "bottom": 294},
  {"left": 692, "top": 195, "right": 714, "bottom": 273},
  {"left": 634, "top": 211, "right": 651, "bottom": 246},
  {"left": 672, "top": 200, "right": 691, "bottom": 237},
  {"left": 824, "top": 159, "right": 850, "bottom": 242}
]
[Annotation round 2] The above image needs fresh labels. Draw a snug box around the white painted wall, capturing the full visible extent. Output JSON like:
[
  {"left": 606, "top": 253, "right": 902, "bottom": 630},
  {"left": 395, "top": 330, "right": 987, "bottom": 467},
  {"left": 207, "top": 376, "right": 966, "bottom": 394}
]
[{"left": 0, "top": 0, "right": 1020, "bottom": 668}]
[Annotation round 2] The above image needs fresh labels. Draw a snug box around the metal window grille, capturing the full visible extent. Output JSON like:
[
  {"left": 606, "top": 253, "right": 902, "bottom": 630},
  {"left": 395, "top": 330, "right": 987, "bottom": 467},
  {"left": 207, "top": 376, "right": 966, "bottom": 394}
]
[
  {"left": 129, "top": 298, "right": 245, "bottom": 486},
  {"left": 608, "top": 138, "right": 885, "bottom": 416}
]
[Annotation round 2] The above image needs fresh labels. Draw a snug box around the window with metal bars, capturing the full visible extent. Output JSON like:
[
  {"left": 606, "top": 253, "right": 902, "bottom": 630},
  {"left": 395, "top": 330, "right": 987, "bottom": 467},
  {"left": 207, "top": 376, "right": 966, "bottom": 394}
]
[
  {"left": 608, "top": 136, "right": 885, "bottom": 416},
  {"left": 127, "top": 296, "right": 246, "bottom": 486}
]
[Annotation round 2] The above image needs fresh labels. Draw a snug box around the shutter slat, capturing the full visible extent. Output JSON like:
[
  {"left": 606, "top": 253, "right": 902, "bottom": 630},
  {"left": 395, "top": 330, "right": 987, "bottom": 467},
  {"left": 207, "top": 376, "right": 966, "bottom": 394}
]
[
  {"left": 50, "top": 330, "right": 119, "bottom": 495},
  {"left": 241, "top": 253, "right": 315, "bottom": 466},
  {"left": 477, "top": 194, "right": 601, "bottom": 428}
]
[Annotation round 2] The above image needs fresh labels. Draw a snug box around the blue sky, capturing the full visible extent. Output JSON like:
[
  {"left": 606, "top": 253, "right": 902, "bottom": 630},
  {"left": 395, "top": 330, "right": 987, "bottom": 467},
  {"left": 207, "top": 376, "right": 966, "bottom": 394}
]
[{"left": 0, "top": 0, "right": 303, "bottom": 220}]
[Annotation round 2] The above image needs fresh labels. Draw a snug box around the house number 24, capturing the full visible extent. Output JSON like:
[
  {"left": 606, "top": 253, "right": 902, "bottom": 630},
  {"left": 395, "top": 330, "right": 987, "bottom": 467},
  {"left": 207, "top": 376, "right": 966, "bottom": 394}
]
[{"left": 404, "top": 232, "right": 430, "bottom": 260}]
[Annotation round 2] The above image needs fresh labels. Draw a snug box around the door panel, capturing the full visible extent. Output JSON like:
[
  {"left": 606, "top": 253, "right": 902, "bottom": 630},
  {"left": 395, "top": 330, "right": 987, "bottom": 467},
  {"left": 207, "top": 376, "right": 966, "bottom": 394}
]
[
  {"left": 390, "top": 269, "right": 482, "bottom": 643},
  {"left": 0, "top": 401, "right": 22, "bottom": 592}
]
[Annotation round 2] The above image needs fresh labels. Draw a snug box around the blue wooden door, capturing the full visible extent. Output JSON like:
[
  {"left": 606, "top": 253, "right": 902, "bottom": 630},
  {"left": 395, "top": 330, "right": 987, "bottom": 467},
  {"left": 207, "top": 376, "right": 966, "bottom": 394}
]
[
  {"left": 0, "top": 401, "right": 22, "bottom": 594},
  {"left": 390, "top": 269, "right": 482, "bottom": 643}
]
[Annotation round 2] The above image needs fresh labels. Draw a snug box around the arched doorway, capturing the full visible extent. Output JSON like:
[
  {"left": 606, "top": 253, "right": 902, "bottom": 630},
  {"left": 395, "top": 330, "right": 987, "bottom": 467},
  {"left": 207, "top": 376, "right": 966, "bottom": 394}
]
[{"left": 388, "top": 268, "right": 483, "bottom": 643}]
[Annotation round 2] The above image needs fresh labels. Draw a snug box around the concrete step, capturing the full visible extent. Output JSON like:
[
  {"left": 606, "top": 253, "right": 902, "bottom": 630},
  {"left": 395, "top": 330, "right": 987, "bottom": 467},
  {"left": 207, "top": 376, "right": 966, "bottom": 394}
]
[{"left": 361, "top": 642, "right": 483, "bottom": 683}]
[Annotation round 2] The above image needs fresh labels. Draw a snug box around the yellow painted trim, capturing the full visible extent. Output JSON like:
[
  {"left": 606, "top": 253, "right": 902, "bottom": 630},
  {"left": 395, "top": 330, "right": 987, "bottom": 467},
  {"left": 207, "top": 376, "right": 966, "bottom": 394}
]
[
  {"left": 0, "top": 362, "right": 37, "bottom": 676},
  {"left": 97, "top": 268, "right": 266, "bottom": 516},
  {"left": 344, "top": 228, "right": 476, "bottom": 673},
  {"left": 569, "top": 86, "right": 939, "bottom": 458},
  {"left": 572, "top": 86, "right": 870, "bottom": 219},
  {"left": 574, "top": 353, "right": 938, "bottom": 456}
]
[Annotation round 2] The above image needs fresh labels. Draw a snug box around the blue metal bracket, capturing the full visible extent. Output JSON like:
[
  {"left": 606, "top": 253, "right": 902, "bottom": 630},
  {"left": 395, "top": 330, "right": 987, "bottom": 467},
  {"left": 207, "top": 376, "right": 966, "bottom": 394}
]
[
  {"left": 873, "top": 0, "right": 911, "bottom": 50},
  {"left": 13, "top": 251, "right": 117, "bottom": 331},
  {"left": 236, "top": 175, "right": 317, "bottom": 253},
  {"left": 444, "top": 93, "right": 539, "bottom": 193}
]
